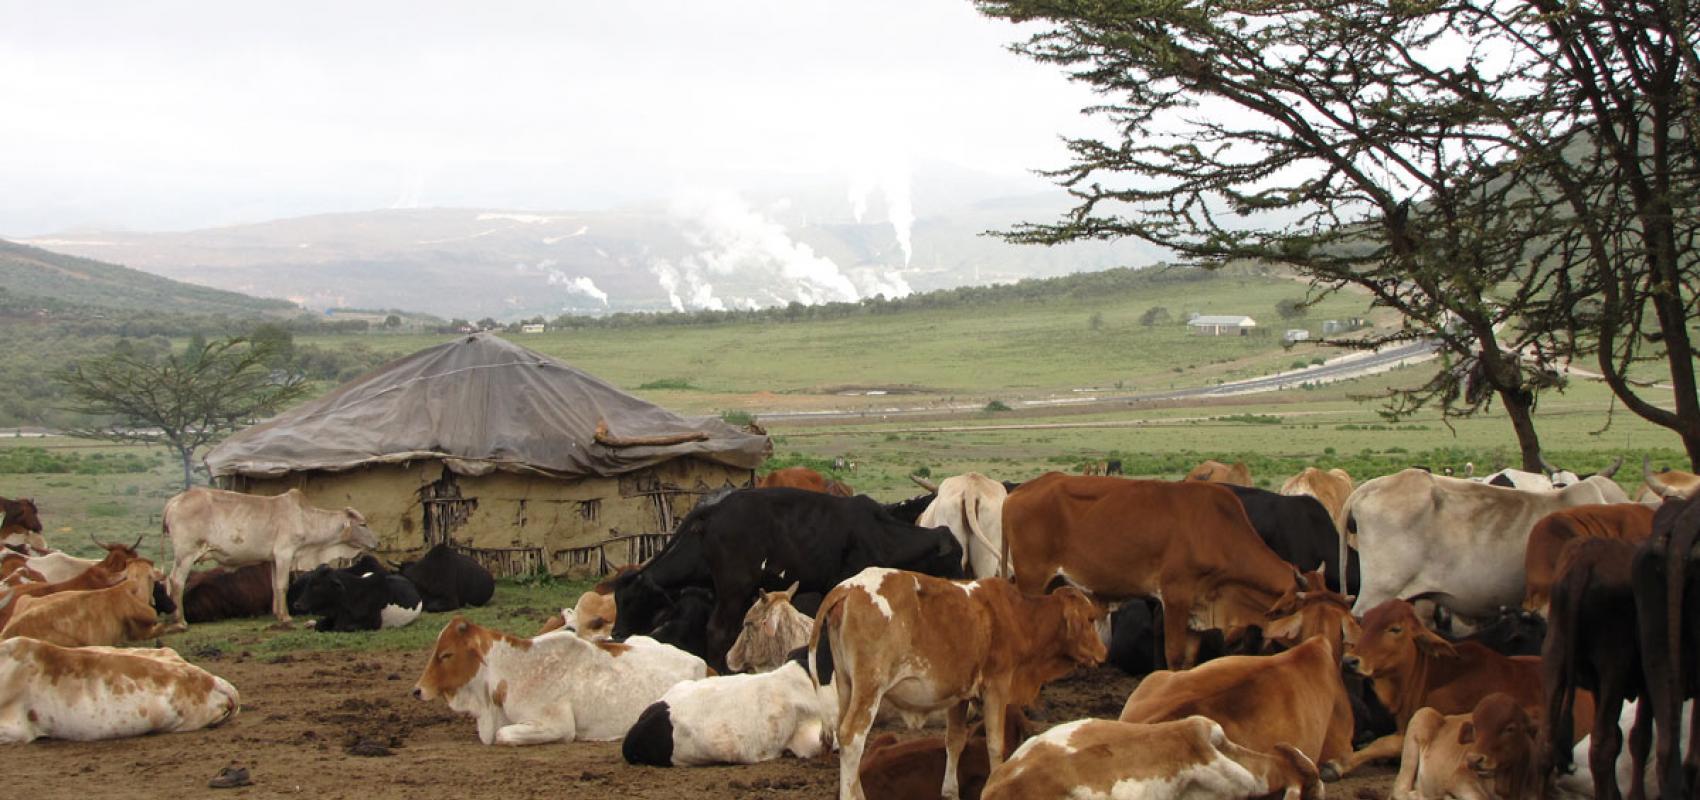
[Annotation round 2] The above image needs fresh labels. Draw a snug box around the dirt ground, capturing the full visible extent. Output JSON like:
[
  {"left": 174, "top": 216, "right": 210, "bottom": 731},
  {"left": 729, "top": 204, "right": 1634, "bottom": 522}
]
[{"left": 8, "top": 648, "right": 1399, "bottom": 799}]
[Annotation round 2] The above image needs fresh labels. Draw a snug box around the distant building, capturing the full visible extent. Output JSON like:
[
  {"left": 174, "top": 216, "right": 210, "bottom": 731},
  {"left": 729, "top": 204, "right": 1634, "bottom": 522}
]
[
  {"left": 1284, "top": 329, "right": 1311, "bottom": 342},
  {"left": 520, "top": 323, "right": 546, "bottom": 334},
  {"left": 1188, "top": 315, "right": 1258, "bottom": 336}
]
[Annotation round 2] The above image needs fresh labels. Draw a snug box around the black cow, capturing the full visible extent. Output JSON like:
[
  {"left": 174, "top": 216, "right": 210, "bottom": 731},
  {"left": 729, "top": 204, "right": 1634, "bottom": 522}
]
[
  {"left": 1633, "top": 494, "right": 1700, "bottom": 800},
  {"left": 182, "top": 563, "right": 274, "bottom": 623},
  {"left": 648, "top": 585, "right": 713, "bottom": 658},
  {"left": 1222, "top": 485, "right": 1359, "bottom": 595},
  {"left": 613, "top": 487, "right": 965, "bottom": 671},
  {"left": 1408, "top": 595, "right": 1548, "bottom": 656},
  {"left": 292, "top": 566, "right": 424, "bottom": 632},
  {"left": 1105, "top": 459, "right": 1124, "bottom": 476},
  {"left": 398, "top": 543, "right": 495, "bottom": 612}
]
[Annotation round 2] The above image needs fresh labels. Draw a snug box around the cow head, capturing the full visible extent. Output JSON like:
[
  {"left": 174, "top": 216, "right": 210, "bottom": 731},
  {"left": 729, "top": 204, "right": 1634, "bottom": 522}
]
[
  {"left": 91, "top": 534, "right": 145, "bottom": 570},
  {"left": 1344, "top": 599, "right": 1455, "bottom": 679},
  {"left": 1, "top": 498, "right": 41, "bottom": 532},
  {"left": 414, "top": 616, "right": 498, "bottom": 702},
  {"left": 1263, "top": 570, "right": 1359, "bottom": 660},
  {"left": 1054, "top": 587, "right": 1109, "bottom": 667},
  {"left": 1459, "top": 693, "right": 1537, "bottom": 798},
  {"left": 341, "top": 509, "right": 378, "bottom": 549},
  {"left": 289, "top": 565, "right": 337, "bottom": 615},
  {"left": 728, "top": 582, "right": 803, "bottom": 673},
  {"left": 610, "top": 570, "right": 669, "bottom": 640}
]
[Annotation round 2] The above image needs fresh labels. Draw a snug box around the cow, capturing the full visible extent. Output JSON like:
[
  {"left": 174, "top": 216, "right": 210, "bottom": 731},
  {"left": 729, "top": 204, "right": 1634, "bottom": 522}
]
[
  {"left": 163, "top": 486, "right": 379, "bottom": 627},
  {"left": 1, "top": 561, "right": 180, "bottom": 647},
  {"left": 621, "top": 649, "right": 836, "bottom": 766},
  {"left": 813, "top": 568, "right": 1105, "bottom": 800},
  {"left": 1337, "top": 598, "right": 1593, "bottom": 776},
  {"left": 1105, "top": 459, "right": 1123, "bottom": 475},
  {"left": 24, "top": 535, "right": 146, "bottom": 583},
  {"left": 1186, "top": 459, "right": 1253, "bottom": 486},
  {"left": 1552, "top": 700, "right": 1691, "bottom": 800},
  {"left": 647, "top": 585, "right": 713, "bottom": 657},
  {"left": 1, "top": 554, "right": 44, "bottom": 586},
  {"left": 1281, "top": 467, "right": 1354, "bottom": 536},
  {"left": 982, "top": 716, "right": 1323, "bottom": 800},
  {"left": 0, "top": 496, "right": 43, "bottom": 552},
  {"left": 916, "top": 472, "right": 1009, "bottom": 579},
  {"left": 1543, "top": 537, "right": 1649, "bottom": 800},
  {"left": 0, "top": 551, "right": 149, "bottom": 629},
  {"left": 727, "top": 583, "right": 813, "bottom": 673},
  {"left": 858, "top": 709, "right": 1029, "bottom": 800},
  {"left": 181, "top": 563, "right": 274, "bottom": 623},
  {"left": 1118, "top": 635, "right": 1355, "bottom": 779},
  {"left": 611, "top": 487, "right": 963, "bottom": 672},
  {"left": 1629, "top": 493, "right": 1700, "bottom": 800},
  {"left": 1638, "top": 457, "right": 1700, "bottom": 502},
  {"left": 757, "top": 466, "right": 835, "bottom": 493},
  {"left": 1391, "top": 693, "right": 1539, "bottom": 800},
  {"left": 1523, "top": 503, "right": 1655, "bottom": 613},
  {"left": 1225, "top": 484, "right": 1359, "bottom": 594},
  {"left": 291, "top": 566, "right": 424, "bottom": 631},
  {"left": 412, "top": 616, "right": 706, "bottom": 745},
  {"left": 1080, "top": 460, "right": 1104, "bottom": 476},
  {"left": 1341, "top": 468, "right": 1631, "bottom": 619},
  {"left": 1001, "top": 473, "right": 1306, "bottom": 668},
  {"left": 0, "top": 638, "right": 239, "bottom": 743},
  {"left": 397, "top": 543, "right": 495, "bottom": 612}
]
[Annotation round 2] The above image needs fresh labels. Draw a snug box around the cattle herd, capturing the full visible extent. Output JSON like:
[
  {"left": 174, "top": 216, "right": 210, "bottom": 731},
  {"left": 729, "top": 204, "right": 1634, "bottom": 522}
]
[{"left": 5, "top": 456, "right": 1700, "bottom": 799}]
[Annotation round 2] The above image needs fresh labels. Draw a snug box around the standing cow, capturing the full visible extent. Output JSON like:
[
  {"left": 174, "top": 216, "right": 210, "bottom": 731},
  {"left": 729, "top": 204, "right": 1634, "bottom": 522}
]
[{"left": 163, "top": 487, "right": 379, "bottom": 627}]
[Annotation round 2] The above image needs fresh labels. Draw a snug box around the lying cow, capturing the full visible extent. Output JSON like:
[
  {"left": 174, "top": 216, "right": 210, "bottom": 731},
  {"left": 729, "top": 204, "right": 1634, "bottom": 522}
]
[
  {"left": 25, "top": 535, "right": 146, "bottom": 583},
  {"left": 398, "top": 543, "right": 494, "bottom": 612},
  {"left": 623, "top": 648, "right": 836, "bottom": 766},
  {"left": 982, "top": 716, "right": 1322, "bottom": 800},
  {"left": 814, "top": 568, "right": 1105, "bottom": 800},
  {"left": 413, "top": 616, "right": 706, "bottom": 745},
  {"left": 182, "top": 563, "right": 275, "bottom": 623},
  {"left": 0, "top": 638, "right": 239, "bottom": 743},
  {"left": 1, "top": 561, "right": 180, "bottom": 647},
  {"left": 164, "top": 486, "right": 379, "bottom": 627},
  {"left": 727, "top": 583, "right": 814, "bottom": 673},
  {"left": 291, "top": 565, "right": 424, "bottom": 631},
  {"left": 1392, "top": 693, "right": 1539, "bottom": 800},
  {"left": 858, "top": 709, "right": 1029, "bottom": 800}
]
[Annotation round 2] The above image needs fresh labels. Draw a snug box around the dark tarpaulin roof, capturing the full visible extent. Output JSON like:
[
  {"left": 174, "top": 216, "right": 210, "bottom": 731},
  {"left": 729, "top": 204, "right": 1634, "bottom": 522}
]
[{"left": 206, "top": 334, "right": 770, "bottom": 480}]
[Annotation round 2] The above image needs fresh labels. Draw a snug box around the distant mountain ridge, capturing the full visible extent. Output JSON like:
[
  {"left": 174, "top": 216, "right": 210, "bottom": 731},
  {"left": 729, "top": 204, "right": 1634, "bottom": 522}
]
[{"left": 0, "top": 238, "right": 296, "bottom": 316}]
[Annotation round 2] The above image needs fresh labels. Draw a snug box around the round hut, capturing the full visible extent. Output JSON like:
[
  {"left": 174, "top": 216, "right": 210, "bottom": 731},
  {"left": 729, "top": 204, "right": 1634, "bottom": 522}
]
[{"left": 206, "top": 334, "right": 769, "bottom": 578}]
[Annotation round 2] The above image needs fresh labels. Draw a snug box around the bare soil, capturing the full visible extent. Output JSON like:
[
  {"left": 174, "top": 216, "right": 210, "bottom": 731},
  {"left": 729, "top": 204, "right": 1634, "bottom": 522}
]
[{"left": 7, "top": 649, "right": 1398, "bottom": 799}]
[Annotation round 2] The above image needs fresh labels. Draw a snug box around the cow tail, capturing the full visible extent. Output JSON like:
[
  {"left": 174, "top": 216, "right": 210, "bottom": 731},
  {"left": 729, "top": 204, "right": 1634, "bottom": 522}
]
[
  {"left": 960, "top": 493, "right": 978, "bottom": 577},
  {"left": 1339, "top": 490, "right": 1359, "bottom": 600},
  {"left": 809, "top": 590, "right": 844, "bottom": 692},
  {"left": 1547, "top": 564, "right": 1583, "bottom": 776}
]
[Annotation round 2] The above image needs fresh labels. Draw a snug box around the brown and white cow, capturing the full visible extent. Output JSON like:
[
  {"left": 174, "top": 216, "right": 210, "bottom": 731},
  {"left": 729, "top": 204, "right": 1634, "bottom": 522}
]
[
  {"left": 1282, "top": 467, "right": 1355, "bottom": 537},
  {"left": 1342, "top": 468, "right": 1630, "bottom": 619},
  {"left": 163, "top": 486, "right": 378, "bottom": 627},
  {"left": 813, "top": 568, "right": 1105, "bottom": 800},
  {"left": 727, "top": 583, "right": 813, "bottom": 673},
  {"left": 982, "top": 716, "right": 1323, "bottom": 800},
  {"left": 0, "top": 560, "right": 179, "bottom": 647},
  {"left": 916, "top": 472, "right": 1008, "bottom": 579},
  {"left": 1522, "top": 503, "right": 1654, "bottom": 613},
  {"left": 413, "top": 616, "right": 706, "bottom": 745},
  {"left": 0, "top": 637, "right": 239, "bottom": 743},
  {"left": 1391, "top": 693, "right": 1539, "bottom": 800},
  {"left": 1002, "top": 472, "right": 1305, "bottom": 668},
  {"left": 1187, "top": 459, "right": 1253, "bottom": 486}
]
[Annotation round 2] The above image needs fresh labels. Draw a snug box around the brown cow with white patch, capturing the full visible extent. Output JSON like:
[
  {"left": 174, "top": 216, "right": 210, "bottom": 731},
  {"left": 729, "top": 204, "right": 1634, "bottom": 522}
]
[
  {"left": 982, "top": 716, "right": 1323, "bottom": 800},
  {"left": 1282, "top": 467, "right": 1355, "bottom": 536},
  {"left": 1391, "top": 693, "right": 1539, "bottom": 800},
  {"left": 1187, "top": 459, "right": 1253, "bottom": 486},
  {"left": 0, "top": 638, "right": 239, "bottom": 743},
  {"left": 1522, "top": 503, "right": 1654, "bottom": 613},
  {"left": 1002, "top": 472, "right": 1305, "bottom": 668},
  {"left": 813, "top": 567, "right": 1105, "bottom": 800},
  {"left": 0, "top": 560, "right": 180, "bottom": 647}
]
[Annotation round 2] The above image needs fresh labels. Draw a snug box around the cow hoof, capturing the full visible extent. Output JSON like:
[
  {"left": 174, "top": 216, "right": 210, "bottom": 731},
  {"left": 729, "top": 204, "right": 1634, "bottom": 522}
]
[
  {"left": 1320, "top": 762, "right": 1343, "bottom": 782},
  {"left": 163, "top": 623, "right": 189, "bottom": 635}
]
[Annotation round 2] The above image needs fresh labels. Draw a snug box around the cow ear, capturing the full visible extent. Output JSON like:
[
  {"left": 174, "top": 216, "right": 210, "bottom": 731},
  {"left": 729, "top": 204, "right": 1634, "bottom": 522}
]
[
  {"left": 1263, "top": 612, "right": 1305, "bottom": 644},
  {"left": 783, "top": 582, "right": 799, "bottom": 600},
  {"left": 1415, "top": 627, "right": 1457, "bottom": 658},
  {"left": 1457, "top": 721, "right": 1476, "bottom": 745},
  {"left": 1341, "top": 615, "right": 1362, "bottom": 647}
]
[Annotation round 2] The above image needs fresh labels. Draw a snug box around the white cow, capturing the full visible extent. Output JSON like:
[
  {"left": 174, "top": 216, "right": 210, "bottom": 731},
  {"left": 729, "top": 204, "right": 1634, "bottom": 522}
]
[
  {"left": 622, "top": 655, "right": 837, "bottom": 766},
  {"left": 915, "top": 472, "right": 1008, "bottom": 579},
  {"left": 413, "top": 616, "right": 707, "bottom": 745},
  {"left": 0, "top": 637, "right": 240, "bottom": 743},
  {"left": 1342, "top": 468, "right": 1630, "bottom": 618},
  {"left": 163, "top": 487, "right": 378, "bottom": 627}
]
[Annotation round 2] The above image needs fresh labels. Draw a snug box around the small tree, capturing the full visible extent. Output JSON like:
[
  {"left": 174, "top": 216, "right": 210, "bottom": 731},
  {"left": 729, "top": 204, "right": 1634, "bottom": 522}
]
[
  {"left": 58, "top": 336, "right": 309, "bottom": 490},
  {"left": 1275, "top": 298, "right": 1307, "bottom": 321},
  {"left": 383, "top": 314, "right": 402, "bottom": 329},
  {"left": 1139, "top": 306, "right": 1172, "bottom": 327},
  {"left": 1089, "top": 311, "right": 1105, "bottom": 331}
]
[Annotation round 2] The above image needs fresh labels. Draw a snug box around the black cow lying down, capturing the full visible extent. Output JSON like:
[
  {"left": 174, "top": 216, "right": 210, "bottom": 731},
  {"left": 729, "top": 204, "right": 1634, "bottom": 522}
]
[
  {"left": 398, "top": 543, "right": 495, "bottom": 612},
  {"left": 290, "top": 558, "right": 423, "bottom": 632},
  {"left": 613, "top": 487, "right": 965, "bottom": 671}
]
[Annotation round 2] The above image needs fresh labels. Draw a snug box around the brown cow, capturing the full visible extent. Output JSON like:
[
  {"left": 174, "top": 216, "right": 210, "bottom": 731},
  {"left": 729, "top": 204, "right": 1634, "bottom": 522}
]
[
  {"left": 1186, "top": 459, "right": 1253, "bottom": 486},
  {"left": 1391, "top": 693, "right": 1539, "bottom": 800},
  {"left": 0, "top": 555, "right": 134, "bottom": 629},
  {"left": 813, "top": 568, "right": 1105, "bottom": 800},
  {"left": 538, "top": 563, "right": 637, "bottom": 638},
  {"left": 1338, "top": 599, "right": 1593, "bottom": 776},
  {"left": 1282, "top": 467, "right": 1354, "bottom": 536},
  {"left": 758, "top": 467, "right": 832, "bottom": 492},
  {"left": 858, "top": 708, "right": 1028, "bottom": 800},
  {"left": 0, "top": 561, "right": 181, "bottom": 646},
  {"left": 1002, "top": 472, "right": 1304, "bottom": 668},
  {"left": 1638, "top": 457, "right": 1700, "bottom": 502},
  {"left": 1522, "top": 503, "right": 1654, "bottom": 613},
  {"left": 181, "top": 563, "right": 275, "bottom": 623},
  {"left": 0, "top": 497, "right": 44, "bottom": 551}
]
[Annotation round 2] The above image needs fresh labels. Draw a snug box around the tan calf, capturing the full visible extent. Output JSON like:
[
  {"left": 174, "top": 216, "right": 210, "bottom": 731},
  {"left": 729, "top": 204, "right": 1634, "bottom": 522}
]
[{"left": 1391, "top": 693, "right": 1539, "bottom": 800}]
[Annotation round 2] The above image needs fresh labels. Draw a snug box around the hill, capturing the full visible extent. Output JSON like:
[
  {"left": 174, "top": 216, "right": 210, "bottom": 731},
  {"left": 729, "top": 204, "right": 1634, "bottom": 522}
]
[{"left": 0, "top": 239, "right": 296, "bottom": 316}]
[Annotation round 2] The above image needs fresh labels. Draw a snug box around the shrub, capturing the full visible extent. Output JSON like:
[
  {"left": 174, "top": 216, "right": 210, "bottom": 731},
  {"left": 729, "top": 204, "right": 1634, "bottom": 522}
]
[{"left": 984, "top": 400, "right": 1013, "bottom": 412}]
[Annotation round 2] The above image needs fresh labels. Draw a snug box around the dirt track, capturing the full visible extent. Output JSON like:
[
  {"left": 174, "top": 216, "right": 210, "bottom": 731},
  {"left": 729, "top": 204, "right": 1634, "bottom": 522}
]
[{"left": 8, "top": 648, "right": 1398, "bottom": 799}]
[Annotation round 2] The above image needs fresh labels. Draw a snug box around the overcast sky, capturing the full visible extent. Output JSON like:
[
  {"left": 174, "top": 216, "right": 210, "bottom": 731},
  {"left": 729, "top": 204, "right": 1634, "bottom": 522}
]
[{"left": 0, "top": 1, "right": 1099, "bottom": 235}]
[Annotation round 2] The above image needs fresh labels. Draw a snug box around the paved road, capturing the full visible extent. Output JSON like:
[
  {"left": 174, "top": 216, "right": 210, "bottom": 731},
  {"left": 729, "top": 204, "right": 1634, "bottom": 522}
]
[{"left": 760, "top": 339, "right": 1441, "bottom": 423}]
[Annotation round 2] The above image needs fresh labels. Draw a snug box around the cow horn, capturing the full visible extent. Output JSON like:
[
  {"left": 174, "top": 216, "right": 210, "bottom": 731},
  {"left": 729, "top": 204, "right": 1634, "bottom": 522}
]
[
  {"left": 1598, "top": 455, "right": 1624, "bottom": 479},
  {"left": 1646, "top": 457, "right": 1678, "bottom": 498},
  {"left": 1539, "top": 456, "right": 1560, "bottom": 476},
  {"left": 910, "top": 475, "right": 940, "bottom": 493},
  {"left": 130, "top": 534, "right": 143, "bottom": 552},
  {"left": 89, "top": 533, "right": 108, "bottom": 550}
]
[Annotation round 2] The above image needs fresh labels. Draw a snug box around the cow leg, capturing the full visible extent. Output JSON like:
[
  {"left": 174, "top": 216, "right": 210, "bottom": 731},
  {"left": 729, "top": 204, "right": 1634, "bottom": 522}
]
[
  {"left": 1338, "top": 732, "right": 1405, "bottom": 778},
  {"left": 1628, "top": 699, "right": 1653, "bottom": 800},
  {"left": 1389, "top": 712, "right": 1436, "bottom": 800},
  {"left": 1591, "top": 684, "right": 1628, "bottom": 800},
  {"left": 942, "top": 701, "right": 970, "bottom": 800},
  {"left": 269, "top": 555, "right": 294, "bottom": 625},
  {"left": 1158, "top": 589, "right": 1194, "bottom": 670},
  {"left": 166, "top": 545, "right": 210, "bottom": 626},
  {"left": 495, "top": 716, "right": 574, "bottom": 746},
  {"left": 836, "top": 681, "right": 884, "bottom": 800}
]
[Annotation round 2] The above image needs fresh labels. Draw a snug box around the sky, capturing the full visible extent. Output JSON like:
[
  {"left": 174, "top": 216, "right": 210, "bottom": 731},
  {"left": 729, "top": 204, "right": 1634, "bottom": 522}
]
[{"left": 0, "top": 0, "right": 1101, "bottom": 235}]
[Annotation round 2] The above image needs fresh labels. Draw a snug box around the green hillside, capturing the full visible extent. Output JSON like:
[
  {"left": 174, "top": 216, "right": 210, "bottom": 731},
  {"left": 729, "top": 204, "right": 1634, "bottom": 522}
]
[{"left": 0, "top": 239, "right": 296, "bottom": 316}]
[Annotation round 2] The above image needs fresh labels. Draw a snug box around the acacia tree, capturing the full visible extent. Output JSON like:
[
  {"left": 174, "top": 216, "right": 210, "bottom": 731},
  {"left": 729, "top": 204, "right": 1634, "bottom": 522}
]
[
  {"left": 975, "top": 0, "right": 1700, "bottom": 469},
  {"left": 59, "top": 336, "right": 308, "bottom": 489}
]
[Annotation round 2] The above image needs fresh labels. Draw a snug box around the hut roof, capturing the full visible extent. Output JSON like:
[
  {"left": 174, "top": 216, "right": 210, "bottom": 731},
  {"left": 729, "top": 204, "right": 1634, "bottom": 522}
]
[{"left": 207, "top": 334, "right": 770, "bottom": 479}]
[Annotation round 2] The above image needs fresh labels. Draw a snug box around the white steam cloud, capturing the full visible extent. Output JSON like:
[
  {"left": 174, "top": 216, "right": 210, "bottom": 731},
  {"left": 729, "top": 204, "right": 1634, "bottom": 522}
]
[
  {"left": 847, "top": 151, "right": 915, "bottom": 265},
  {"left": 514, "top": 258, "right": 610, "bottom": 307}
]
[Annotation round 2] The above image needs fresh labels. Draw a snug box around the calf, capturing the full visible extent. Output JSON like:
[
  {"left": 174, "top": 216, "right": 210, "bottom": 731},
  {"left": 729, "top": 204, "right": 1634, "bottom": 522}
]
[
  {"left": 1524, "top": 504, "right": 1655, "bottom": 613},
  {"left": 1, "top": 562, "right": 180, "bottom": 647},
  {"left": 727, "top": 583, "right": 813, "bottom": 673},
  {"left": 622, "top": 649, "right": 836, "bottom": 766},
  {"left": 813, "top": 568, "right": 1105, "bottom": 800},
  {"left": 858, "top": 709, "right": 1028, "bottom": 800},
  {"left": 0, "top": 638, "right": 239, "bottom": 743},
  {"left": 182, "top": 563, "right": 274, "bottom": 623},
  {"left": 1392, "top": 693, "right": 1539, "bottom": 800},
  {"left": 398, "top": 543, "right": 495, "bottom": 612},
  {"left": 292, "top": 567, "right": 424, "bottom": 632},
  {"left": 413, "top": 616, "right": 706, "bottom": 745},
  {"left": 982, "top": 716, "right": 1322, "bottom": 800}
]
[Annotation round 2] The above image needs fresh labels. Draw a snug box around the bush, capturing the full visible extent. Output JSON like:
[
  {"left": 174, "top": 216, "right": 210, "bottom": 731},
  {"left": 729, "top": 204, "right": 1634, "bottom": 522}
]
[
  {"left": 913, "top": 465, "right": 932, "bottom": 478},
  {"left": 720, "top": 409, "right": 756, "bottom": 426},
  {"left": 984, "top": 400, "right": 1012, "bottom": 412}
]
